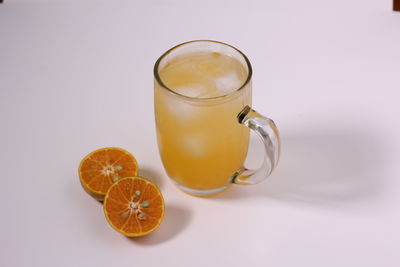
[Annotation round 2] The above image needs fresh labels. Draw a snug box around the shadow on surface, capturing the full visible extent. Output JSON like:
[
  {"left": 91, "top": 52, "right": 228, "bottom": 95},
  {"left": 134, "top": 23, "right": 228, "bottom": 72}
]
[
  {"left": 139, "top": 166, "right": 164, "bottom": 189},
  {"left": 215, "top": 128, "right": 384, "bottom": 206},
  {"left": 130, "top": 204, "right": 191, "bottom": 245}
]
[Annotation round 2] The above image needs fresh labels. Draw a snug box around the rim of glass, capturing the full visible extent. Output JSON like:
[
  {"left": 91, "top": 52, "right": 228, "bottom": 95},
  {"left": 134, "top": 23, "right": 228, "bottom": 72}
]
[{"left": 153, "top": 40, "right": 253, "bottom": 101}]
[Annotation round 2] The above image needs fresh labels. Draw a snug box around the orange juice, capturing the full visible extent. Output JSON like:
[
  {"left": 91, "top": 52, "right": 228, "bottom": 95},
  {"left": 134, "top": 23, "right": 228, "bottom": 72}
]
[{"left": 154, "top": 51, "right": 251, "bottom": 193}]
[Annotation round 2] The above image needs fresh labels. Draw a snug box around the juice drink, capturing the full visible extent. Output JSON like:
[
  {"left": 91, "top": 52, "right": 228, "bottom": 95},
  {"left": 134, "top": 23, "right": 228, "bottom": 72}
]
[{"left": 154, "top": 51, "right": 251, "bottom": 192}]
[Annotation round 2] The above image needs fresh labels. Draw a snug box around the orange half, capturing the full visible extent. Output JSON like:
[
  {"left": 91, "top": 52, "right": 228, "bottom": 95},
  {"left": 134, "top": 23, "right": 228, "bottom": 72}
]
[
  {"left": 103, "top": 177, "right": 165, "bottom": 237},
  {"left": 78, "top": 147, "right": 138, "bottom": 201}
]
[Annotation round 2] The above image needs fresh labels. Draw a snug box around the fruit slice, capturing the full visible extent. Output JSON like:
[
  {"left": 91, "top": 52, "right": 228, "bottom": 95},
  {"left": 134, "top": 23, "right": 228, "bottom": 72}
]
[
  {"left": 78, "top": 147, "right": 138, "bottom": 201},
  {"left": 103, "top": 176, "right": 165, "bottom": 237}
]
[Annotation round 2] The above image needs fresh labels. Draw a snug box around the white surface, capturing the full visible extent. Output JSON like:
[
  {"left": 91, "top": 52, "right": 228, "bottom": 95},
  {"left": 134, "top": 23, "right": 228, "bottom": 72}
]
[{"left": 1, "top": 1, "right": 400, "bottom": 266}]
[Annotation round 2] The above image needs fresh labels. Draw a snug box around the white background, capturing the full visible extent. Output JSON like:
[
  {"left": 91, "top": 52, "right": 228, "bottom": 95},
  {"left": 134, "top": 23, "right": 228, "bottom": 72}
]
[{"left": 1, "top": 0, "right": 400, "bottom": 266}]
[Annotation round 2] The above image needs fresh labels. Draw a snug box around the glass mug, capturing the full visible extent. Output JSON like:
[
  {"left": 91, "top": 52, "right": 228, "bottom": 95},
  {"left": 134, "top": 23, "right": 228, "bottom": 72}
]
[{"left": 154, "top": 40, "right": 280, "bottom": 196}]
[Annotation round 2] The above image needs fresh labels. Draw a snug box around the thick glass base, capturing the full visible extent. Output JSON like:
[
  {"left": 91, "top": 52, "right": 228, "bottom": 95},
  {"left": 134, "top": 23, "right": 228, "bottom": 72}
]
[{"left": 173, "top": 182, "right": 231, "bottom": 197}]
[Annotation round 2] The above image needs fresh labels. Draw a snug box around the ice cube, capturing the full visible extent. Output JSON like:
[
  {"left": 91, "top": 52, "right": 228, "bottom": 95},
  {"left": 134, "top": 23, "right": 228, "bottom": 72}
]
[
  {"left": 181, "top": 135, "right": 206, "bottom": 158},
  {"left": 162, "top": 97, "right": 197, "bottom": 123},
  {"left": 173, "top": 84, "right": 208, "bottom": 98},
  {"left": 215, "top": 71, "right": 242, "bottom": 95}
]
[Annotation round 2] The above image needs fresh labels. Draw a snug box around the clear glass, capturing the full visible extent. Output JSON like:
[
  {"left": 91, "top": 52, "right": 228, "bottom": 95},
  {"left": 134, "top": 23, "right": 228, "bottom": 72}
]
[{"left": 154, "top": 40, "right": 280, "bottom": 196}]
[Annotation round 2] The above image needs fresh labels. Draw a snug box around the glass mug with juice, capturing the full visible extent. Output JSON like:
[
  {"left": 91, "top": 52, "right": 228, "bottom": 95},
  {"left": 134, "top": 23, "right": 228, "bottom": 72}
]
[{"left": 154, "top": 40, "right": 280, "bottom": 196}]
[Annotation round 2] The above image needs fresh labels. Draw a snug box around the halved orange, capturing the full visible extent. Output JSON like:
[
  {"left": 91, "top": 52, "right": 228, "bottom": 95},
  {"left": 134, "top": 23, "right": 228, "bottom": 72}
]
[
  {"left": 103, "top": 176, "right": 165, "bottom": 237},
  {"left": 78, "top": 147, "right": 138, "bottom": 201}
]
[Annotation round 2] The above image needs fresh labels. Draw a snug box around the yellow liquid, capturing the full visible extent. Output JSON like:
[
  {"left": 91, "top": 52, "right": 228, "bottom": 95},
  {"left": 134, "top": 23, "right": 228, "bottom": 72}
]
[{"left": 155, "top": 51, "right": 251, "bottom": 192}]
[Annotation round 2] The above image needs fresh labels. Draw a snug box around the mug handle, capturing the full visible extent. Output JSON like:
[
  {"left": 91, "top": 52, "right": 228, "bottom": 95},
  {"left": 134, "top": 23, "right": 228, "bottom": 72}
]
[{"left": 232, "top": 106, "right": 281, "bottom": 185}]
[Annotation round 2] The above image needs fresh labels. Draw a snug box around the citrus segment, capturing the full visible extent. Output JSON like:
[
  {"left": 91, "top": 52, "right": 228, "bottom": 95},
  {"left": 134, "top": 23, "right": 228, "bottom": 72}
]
[
  {"left": 78, "top": 147, "right": 138, "bottom": 201},
  {"left": 103, "top": 177, "right": 165, "bottom": 237}
]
